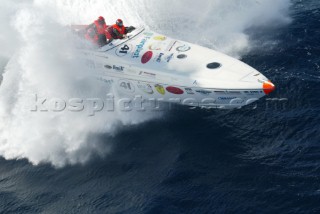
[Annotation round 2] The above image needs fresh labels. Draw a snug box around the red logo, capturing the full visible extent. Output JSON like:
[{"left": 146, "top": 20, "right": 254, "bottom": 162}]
[
  {"left": 141, "top": 51, "right": 153, "bottom": 64},
  {"left": 166, "top": 86, "right": 184, "bottom": 95}
]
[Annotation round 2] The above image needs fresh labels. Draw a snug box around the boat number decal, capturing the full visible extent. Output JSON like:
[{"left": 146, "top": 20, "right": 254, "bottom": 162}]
[
  {"left": 116, "top": 44, "right": 132, "bottom": 57},
  {"left": 118, "top": 80, "right": 135, "bottom": 93}
]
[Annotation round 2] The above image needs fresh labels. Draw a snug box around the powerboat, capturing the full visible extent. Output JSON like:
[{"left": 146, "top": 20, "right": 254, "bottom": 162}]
[{"left": 74, "top": 26, "right": 275, "bottom": 109}]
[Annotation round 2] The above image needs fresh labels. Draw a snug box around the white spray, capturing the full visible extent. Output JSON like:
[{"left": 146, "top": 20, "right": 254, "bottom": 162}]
[{"left": 0, "top": 0, "right": 291, "bottom": 167}]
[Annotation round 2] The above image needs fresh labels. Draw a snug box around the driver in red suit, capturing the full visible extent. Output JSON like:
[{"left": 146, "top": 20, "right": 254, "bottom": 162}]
[
  {"left": 85, "top": 16, "right": 108, "bottom": 46},
  {"left": 105, "top": 19, "right": 135, "bottom": 44}
]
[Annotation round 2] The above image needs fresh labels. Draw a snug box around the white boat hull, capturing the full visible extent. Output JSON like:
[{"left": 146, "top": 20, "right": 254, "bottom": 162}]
[{"left": 77, "top": 27, "right": 275, "bottom": 109}]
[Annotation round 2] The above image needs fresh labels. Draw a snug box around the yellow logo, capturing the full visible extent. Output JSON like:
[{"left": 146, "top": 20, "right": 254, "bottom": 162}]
[
  {"left": 153, "top": 36, "right": 166, "bottom": 41},
  {"left": 155, "top": 84, "right": 165, "bottom": 95}
]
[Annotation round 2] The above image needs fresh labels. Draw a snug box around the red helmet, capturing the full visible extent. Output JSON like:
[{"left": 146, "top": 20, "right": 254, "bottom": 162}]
[
  {"left": 116, "top": 19, "right": 123, "bottom": 27},
  {"left": 98, "top": 16, "right": 105, "bottom": 24}
]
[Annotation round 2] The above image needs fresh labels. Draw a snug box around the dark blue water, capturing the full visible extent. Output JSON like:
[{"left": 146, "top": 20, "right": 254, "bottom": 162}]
[{"left": 1, "top": 1, "right": 320, "bottom": 213}]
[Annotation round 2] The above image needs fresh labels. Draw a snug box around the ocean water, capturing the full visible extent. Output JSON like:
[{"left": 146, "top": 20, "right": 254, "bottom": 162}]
[{"left": 0, "top": 0, "right": 320, "bottom": 213}]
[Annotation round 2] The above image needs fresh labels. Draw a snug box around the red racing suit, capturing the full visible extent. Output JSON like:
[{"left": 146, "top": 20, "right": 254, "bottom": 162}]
[
  {"left": 85, "top": 19, "right": 108, "bottom": 44},
  {"left": 105, "top": 24, "right": 126, "bottom": 40}
]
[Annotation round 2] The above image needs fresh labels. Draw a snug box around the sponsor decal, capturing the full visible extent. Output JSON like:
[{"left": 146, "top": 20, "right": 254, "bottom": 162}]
[
  {"left": 116, "top": 44, "right": 133, "bottom": 57},
  {"left": 244, "top": 91, "right": 263, "bottom": 94},
  {"left": 104, "top": 65, "right": 112, "bottom": 69},
  {"left": 227, "top": 91, "right": 241, "bottom": 94},
  {"left": 155, "top": 84, "right": 165, "bottom": 95},
  {"left": 139, "top": 71, "right": 156, "bottom": 78},
  {"left": 185, "top": 88, "right": 195, "bottom": 94},
  {"left": 165, "top": 53, "right": 174, "bottom": 63},
  {"left": 214, "top": 91, "right": 227, "bottom": 94},
  {"left": 95, "top": 55, "right": 109, "bottom": 60},
  {"left": 153, "top": 35, "right": 166, "bottom": 41},
  {"left": 113, "top": 65, "right": 124, "bottom": 72},
  {"left": 132, "top": 36, "right": 151, "bottom": 58},
  {"left": 104, "top": 65, "right": 124, "bottom": 72},
  {"left": 176, "top": 44, "right": 191, "bottom": 52},
  {"left": 155, "top": 53, "right": 164, "bottom": 63},
  {"left": 166, "top": 86, "right": 184, "bottom": 95},
  {"left": 137, "top": 82, "right": 154, "bottom": 94},
  {"left": 230, "top": 98, "right": 244, "bottom": 104},
  {"left": 177, "top": 54, "right": 187, "bottom": 59},
  {"left": 96, "top": 77, "right": 113, "bottom": 85},
  {"left": 148, "top": 43, "right": 163, "bottom": 50},
  {"left": 141, "top": 51, "right": 153, "bottom": 64},
  {"left": 207, "top": 62, "right": 221, "bottom": 69},
  {"left": 144, "top": 32, "right": 154, "bottom": 37},
  {"left": 167, "top": 41, "right": 177, "bottom": 51},
  {"left": 118, "top": 80, "right": 135, "bottom": 93},
  {"left": 195, "top": 89, "right": 212, "bottom": 95},
  {"left": 218, "top": 97, "right": 237, "bottom": 100}
]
